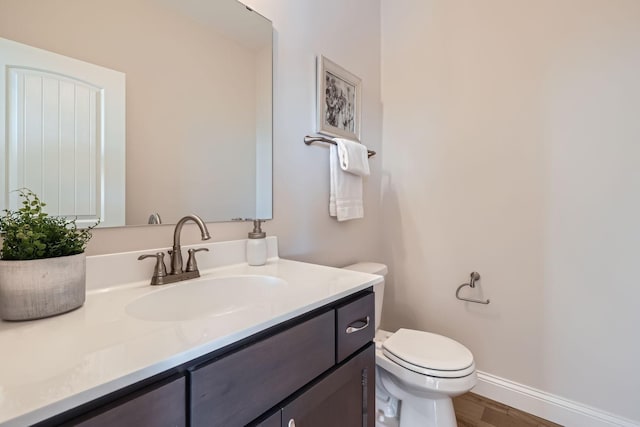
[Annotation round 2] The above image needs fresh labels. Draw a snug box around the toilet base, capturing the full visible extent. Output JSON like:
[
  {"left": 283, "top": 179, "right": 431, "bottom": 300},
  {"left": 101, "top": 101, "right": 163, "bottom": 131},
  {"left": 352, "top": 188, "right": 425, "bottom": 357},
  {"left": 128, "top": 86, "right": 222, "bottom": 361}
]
[
  {"left": 375, "top": 395, "right": 457, "bottom": 427},
  {"left": 398, "top": 395, "right": 457, "bottom": 427},
  {"left": 377, "top": 355, "right": 473, "bottom": 427},
  {"left": 375, "top": 412, "right": 399, "bottom": 427}
]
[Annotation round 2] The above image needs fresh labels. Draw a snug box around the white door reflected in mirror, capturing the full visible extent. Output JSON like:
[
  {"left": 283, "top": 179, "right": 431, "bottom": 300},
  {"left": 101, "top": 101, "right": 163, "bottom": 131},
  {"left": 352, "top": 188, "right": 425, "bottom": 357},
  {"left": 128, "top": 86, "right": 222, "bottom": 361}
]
[{"left": 0, "top": 37, "right": 125, "bottom": 228}]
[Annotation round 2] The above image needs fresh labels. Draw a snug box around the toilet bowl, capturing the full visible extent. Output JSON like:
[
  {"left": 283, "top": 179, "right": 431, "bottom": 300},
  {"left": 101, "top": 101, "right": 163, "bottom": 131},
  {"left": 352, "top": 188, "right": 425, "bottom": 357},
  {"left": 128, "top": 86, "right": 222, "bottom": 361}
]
[{"left": 343, "top": 263, "right": 477, "bottom": 427}]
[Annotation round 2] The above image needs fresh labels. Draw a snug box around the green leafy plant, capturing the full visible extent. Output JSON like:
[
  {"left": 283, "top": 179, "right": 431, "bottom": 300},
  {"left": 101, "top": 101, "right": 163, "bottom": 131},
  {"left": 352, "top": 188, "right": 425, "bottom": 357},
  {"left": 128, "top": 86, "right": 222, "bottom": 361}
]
[{"left": 0, "top": 189, "right": 97, "bottom": 260}]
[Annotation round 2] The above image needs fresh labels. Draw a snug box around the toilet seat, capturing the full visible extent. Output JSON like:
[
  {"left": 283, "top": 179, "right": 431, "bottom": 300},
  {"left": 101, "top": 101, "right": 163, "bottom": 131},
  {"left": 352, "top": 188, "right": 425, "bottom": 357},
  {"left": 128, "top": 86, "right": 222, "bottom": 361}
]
[{"left": 382, "top": 328, "right": 475, "bottom": 378}]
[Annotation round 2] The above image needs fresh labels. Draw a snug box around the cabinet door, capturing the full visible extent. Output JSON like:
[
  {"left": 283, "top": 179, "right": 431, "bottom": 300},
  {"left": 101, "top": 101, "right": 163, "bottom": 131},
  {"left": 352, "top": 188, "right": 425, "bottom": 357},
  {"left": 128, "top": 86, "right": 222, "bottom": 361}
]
[
  {"left": 281, "top": 344, "right": 374, "bottom": 427},
  {"left": 190, "top": 311, "right": 335, "bottom": 427},
  {"left": 252, "top": 410, "right": 281, "bottom": 427},
  {"left": 70, "top": 376, "right": 185, "bottom": 427}
]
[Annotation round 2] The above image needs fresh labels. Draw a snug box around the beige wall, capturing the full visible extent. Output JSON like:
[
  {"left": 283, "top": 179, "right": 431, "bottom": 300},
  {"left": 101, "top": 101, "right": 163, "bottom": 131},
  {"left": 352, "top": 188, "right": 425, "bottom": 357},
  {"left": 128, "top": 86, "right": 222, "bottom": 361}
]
[
  {"left": 381, "top": 0, "right": 640, "bottom": 422},
  {"left": 240, "top": 0, "right": 384, "bottom": 266}
]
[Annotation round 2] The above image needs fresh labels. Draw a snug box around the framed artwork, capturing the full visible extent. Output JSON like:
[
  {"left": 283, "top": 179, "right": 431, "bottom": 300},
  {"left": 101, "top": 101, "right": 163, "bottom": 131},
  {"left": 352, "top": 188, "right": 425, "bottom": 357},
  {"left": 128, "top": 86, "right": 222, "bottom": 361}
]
[{"left": 316, "top": 55, "right": 361, "bottom": 141}]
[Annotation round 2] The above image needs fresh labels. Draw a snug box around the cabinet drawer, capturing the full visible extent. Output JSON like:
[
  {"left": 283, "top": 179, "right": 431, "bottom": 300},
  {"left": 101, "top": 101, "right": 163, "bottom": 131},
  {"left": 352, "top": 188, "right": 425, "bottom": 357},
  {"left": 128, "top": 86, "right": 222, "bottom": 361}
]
[
  {"left": 336, "top": 292, "right": 375, "bottom": 363},
  {"left": 190, "top": 310, "right": 335, "bottom": 427},
  {"left": 72, "top": 377, "right": 185, "bottom": 427}
]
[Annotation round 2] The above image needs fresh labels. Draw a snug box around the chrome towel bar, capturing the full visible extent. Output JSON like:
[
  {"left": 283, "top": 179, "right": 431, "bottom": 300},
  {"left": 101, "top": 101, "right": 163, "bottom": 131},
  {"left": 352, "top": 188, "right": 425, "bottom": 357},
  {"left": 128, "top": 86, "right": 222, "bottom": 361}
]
[
  {"left": 304, "top": 135, "right": 376, "bottom": 158},
  {"left": 456, "top": 272, "right": 490, "bottom": 305}
]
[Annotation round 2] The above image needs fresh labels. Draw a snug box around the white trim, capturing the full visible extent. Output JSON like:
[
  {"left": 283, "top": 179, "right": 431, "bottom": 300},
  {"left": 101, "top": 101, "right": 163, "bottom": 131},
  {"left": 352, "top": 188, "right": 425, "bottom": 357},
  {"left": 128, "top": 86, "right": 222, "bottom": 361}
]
[{"left": 473, "top": 371, "right": 639, "bottom": 427}]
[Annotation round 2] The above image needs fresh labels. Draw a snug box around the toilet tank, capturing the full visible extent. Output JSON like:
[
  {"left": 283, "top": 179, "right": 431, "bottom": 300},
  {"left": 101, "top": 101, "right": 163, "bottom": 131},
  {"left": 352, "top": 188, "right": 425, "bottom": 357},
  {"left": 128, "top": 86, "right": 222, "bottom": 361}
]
[{"left": 342, "top": 262, "right": 387, "bottom": 331}]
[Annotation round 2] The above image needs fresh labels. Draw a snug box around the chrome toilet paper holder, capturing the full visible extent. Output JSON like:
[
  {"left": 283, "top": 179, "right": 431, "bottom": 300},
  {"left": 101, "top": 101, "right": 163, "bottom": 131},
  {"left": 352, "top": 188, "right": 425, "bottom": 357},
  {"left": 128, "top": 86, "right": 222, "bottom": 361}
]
[{"left": 456, "top": 272, "right": 490, "bottom": 305}]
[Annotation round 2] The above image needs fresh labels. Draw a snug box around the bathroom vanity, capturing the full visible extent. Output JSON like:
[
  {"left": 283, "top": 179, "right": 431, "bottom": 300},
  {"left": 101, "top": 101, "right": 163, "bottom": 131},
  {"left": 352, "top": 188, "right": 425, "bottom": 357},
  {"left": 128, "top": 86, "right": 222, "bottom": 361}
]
[
  {"left": 0, "top": 238, "right": 381, "bottom": 427},
  {"left": 40, "top": 291, "right": 375, "bottom": 427}
]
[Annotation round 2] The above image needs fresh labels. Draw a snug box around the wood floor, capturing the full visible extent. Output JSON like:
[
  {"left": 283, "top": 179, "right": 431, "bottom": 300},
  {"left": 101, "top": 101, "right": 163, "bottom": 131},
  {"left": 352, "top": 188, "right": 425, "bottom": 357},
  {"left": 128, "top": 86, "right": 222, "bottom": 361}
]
[{"left": 453, "top": 393, "right": 563, "bottom": 427}]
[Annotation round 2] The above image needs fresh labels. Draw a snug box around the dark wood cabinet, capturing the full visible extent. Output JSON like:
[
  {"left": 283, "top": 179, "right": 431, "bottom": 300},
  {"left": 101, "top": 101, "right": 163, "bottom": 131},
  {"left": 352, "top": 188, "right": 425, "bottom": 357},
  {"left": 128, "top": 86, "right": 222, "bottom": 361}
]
[
  {"left": 68, "top": 377, "right": 186, "bottom": 427},
  {"left": 281, "top": 344, "right": 375, "bottom": 427},
  {"left": 253, "top": 410, "right": 282, "bottom": 427},
  {"left": 336, "top": 292, "right": 375, "bottom": 363},
  {"left": 190, "top": 311, "right": 335, "bottom": 427},
  {"left": 37, "top": 290, "right": 374, "bottom": 427}
]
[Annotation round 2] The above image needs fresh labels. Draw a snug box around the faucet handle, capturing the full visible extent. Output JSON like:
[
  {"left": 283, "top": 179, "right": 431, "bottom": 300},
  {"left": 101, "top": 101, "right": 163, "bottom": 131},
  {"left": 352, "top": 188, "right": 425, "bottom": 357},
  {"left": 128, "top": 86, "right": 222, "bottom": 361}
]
[
  {"left": 186, "top": 248, "right": 209, "bottom": 272},
  {"left": 138, "top": 252, "right": 168, "bottom": 284}
]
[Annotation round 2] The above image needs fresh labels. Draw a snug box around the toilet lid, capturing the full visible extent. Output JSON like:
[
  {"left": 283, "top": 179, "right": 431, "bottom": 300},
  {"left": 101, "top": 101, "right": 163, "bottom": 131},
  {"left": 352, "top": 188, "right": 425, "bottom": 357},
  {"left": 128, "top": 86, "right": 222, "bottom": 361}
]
[{"left": 382, "top": 328, "right": 475, "bottom": 378}]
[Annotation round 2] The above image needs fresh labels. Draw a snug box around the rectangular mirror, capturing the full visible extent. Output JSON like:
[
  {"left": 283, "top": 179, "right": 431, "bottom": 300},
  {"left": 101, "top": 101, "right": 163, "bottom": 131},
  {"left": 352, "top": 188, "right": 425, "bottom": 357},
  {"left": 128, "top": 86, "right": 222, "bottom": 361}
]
[{"left": 0, "top": 0, "right": 273, "bottom": 227}]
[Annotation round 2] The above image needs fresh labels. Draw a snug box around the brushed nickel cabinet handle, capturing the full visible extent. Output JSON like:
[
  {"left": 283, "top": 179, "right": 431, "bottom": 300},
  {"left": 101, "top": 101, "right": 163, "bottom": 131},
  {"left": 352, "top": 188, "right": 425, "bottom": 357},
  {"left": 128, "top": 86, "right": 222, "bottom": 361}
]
[{"left": 346, "top": 316, "right": 370, "bottom": 334}]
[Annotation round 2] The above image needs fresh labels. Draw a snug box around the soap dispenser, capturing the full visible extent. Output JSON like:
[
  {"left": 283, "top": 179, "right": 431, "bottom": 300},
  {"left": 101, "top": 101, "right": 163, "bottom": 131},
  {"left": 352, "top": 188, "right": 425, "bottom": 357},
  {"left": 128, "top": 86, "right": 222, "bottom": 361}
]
[{"left": 247, "top": 219, "right": 267, "bottom": 266}]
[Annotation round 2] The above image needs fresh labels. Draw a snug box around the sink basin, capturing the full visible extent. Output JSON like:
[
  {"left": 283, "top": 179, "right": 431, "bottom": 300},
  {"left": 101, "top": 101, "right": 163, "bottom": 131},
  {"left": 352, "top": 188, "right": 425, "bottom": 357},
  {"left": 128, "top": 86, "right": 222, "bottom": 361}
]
[{"left": 126, "top": 275, "right": 288, "bottom": 321}]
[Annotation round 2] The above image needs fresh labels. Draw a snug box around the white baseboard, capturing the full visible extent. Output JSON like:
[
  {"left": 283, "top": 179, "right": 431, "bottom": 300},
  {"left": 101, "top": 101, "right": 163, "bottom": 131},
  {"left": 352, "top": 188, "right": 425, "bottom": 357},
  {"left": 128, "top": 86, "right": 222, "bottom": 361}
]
[{"left": 473, "top": 371, "right": 639, "bottom": 427}]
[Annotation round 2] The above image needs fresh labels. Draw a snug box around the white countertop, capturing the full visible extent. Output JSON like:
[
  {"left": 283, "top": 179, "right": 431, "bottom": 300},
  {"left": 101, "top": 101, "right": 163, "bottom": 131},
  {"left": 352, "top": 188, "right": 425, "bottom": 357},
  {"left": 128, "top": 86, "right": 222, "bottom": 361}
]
[{"left": 0, "top": 241, "right": 382, "bottom": 426}]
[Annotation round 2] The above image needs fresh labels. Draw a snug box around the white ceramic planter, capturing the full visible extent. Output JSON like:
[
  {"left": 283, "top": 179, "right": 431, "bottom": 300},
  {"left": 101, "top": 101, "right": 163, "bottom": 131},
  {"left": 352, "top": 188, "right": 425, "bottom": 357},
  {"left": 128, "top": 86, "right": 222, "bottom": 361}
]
[{"left": 0, "top": 253, "right": 86, "bottom": 321}]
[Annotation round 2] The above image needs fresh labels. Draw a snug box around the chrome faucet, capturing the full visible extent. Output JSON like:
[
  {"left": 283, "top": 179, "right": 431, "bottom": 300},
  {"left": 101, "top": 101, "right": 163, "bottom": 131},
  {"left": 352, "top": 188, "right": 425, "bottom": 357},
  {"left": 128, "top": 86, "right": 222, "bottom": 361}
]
[{"left": 138, "top": 214, "right": 211, "bottom": 285}]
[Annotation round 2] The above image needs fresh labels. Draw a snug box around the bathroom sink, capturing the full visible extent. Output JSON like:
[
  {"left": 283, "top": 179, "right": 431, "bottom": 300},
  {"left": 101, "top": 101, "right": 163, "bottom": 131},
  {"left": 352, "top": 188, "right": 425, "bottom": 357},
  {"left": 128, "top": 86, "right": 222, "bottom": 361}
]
[{"left": 126, "top": 275, "right": 288, "bottom": 321}]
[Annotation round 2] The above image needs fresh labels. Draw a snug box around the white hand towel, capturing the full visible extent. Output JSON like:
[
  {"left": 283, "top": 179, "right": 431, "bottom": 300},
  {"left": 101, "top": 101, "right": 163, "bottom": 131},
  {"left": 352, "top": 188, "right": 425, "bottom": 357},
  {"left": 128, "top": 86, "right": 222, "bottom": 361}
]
[
  {"left": 335, "top": 138, "right": 370, "bottom": 176},
  {"left": 330, "top": 144, "right": 364, "bottom": 221}
]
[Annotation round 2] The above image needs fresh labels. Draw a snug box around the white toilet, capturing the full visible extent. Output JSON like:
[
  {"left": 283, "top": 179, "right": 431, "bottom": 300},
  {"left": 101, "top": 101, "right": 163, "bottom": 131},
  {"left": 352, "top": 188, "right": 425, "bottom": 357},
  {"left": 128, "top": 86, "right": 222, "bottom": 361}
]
[{"left": 343, "top": 263, "right": 477, "bottom": 427}]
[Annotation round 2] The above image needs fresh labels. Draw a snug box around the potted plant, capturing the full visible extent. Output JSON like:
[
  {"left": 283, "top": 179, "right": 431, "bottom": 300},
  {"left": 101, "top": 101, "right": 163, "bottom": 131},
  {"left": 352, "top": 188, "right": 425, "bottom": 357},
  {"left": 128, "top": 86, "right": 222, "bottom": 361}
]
[{"left": 0, "top": 189, "right": 96, "bottom": 320}]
